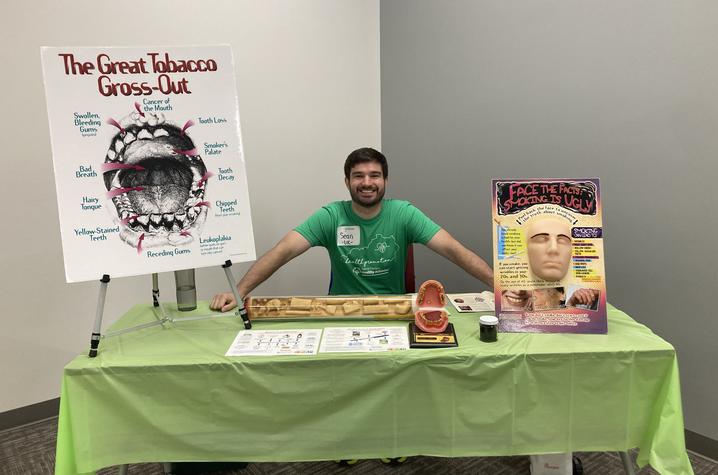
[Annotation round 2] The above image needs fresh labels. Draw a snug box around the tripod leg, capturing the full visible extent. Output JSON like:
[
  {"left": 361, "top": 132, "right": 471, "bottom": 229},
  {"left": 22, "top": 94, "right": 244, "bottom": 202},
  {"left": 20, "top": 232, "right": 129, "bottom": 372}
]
[
  {"left": 222, "top": 260, "right": 251, "bottom": 329},
  {"left": 619, "top": 451, "right": 636, "bottom": 475},
  {"left": 89, "top": 275, "right": 110, "bottom": 358},
  {"left": 152, "top": 273, "right": 160, "bottom": 307}
]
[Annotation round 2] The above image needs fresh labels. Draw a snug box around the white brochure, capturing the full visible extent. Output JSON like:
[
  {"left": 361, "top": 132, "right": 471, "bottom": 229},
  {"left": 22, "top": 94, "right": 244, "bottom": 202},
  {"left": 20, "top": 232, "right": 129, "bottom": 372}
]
[
  {"left": 225, "top": 329, "right": 321, "bottom": 356},
  {"left": 319, "top": 326, "right": 409, "bottom": 353},
  {"left": 447, "top": 292, "right": 495, "bottom": 313}
]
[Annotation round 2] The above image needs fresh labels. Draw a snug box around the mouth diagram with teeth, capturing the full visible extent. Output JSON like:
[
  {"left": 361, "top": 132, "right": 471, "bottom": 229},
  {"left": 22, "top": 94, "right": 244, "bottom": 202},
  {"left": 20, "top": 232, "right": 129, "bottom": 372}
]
[{"left": 102, "top": 107, "right": 209, "bottom": 253}]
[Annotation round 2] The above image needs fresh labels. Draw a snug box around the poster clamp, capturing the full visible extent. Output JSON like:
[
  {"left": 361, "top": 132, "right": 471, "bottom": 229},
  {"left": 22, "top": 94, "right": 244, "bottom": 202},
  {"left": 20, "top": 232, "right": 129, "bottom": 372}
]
[{"left": 88, "top": 261, "right": 250, "bottom": 357}]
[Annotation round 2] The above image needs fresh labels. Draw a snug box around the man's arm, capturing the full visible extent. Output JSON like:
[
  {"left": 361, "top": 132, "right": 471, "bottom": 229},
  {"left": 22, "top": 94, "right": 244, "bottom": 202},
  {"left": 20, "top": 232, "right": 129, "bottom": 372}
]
[
  {"left": 425, "top": 229, "right": 494, "bottom": 288},
  {"left": 210, "top": 230, "right": 311, "bottom": 312}
]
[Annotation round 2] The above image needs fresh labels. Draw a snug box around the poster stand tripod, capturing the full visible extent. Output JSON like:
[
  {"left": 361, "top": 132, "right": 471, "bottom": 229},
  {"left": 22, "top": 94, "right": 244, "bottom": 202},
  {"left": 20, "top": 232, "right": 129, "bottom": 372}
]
[{"left": 87, "top": 260, "right": 251, "bottom": 358}]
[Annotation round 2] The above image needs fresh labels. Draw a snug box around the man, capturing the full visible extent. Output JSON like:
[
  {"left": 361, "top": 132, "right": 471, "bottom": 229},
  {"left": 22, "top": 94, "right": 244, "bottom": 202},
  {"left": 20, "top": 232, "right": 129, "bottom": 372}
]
[{"left": 211, "top": 147, "right": 493, "bottom": 312}]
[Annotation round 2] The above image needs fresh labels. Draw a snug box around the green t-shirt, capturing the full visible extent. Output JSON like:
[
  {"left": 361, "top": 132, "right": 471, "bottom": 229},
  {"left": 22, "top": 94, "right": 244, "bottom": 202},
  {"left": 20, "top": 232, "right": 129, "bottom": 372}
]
[{"left": 294, "top": 199, "right": 441, "bottom": 295}]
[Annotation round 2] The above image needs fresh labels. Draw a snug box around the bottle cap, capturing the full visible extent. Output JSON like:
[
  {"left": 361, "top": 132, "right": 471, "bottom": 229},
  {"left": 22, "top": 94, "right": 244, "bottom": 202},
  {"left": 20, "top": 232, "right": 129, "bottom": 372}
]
[{"left": 479, "top": 315, "right": 498, "bottom": 325}]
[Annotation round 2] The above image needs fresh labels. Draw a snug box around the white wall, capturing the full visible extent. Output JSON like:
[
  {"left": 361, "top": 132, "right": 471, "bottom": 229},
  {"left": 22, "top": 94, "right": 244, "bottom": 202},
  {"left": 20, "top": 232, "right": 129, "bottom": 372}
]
[
  {"left": 381, "top": 0, "right": 718, "bottom": 440},
  {"left": 0, "top": 0, "right": 381, "bottom": 412}
]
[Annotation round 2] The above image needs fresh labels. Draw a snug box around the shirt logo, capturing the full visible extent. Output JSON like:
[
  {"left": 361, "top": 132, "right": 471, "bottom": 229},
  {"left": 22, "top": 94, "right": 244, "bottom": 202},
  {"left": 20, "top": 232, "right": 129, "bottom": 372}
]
[{"left": 343, "top": 234, "right": 399, "bottom": 277}]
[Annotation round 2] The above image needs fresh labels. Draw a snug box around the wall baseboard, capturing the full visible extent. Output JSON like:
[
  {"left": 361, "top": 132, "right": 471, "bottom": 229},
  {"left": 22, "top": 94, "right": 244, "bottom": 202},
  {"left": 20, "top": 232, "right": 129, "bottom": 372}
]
[
  {"left": 0, "top": 398, "right": 60, "bottom": 432},
  {"left": 686, "top": 429, "right": 718, "bottom": 462},
  {"left": 1, "top": 399, "right": 717, "bottom": 462}
]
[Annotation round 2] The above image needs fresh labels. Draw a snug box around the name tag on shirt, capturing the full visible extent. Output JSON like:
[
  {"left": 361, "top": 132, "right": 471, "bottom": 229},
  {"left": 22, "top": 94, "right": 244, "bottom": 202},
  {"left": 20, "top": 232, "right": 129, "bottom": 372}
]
[{"left": 337, "top": 226, "right": 360, "bottom": 246}]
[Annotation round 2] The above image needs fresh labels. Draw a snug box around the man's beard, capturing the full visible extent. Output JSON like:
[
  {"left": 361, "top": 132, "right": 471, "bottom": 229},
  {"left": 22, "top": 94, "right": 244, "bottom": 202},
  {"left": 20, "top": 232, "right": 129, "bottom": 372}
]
[{"left": 350, "top": 185, "right": 385, "bottom": 208}]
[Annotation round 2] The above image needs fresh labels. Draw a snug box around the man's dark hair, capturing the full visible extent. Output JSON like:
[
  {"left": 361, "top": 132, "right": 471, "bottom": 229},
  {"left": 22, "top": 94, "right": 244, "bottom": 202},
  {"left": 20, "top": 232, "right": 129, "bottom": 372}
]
[{"left": 344, "top": 147, "right": 388, "bottom": 179}]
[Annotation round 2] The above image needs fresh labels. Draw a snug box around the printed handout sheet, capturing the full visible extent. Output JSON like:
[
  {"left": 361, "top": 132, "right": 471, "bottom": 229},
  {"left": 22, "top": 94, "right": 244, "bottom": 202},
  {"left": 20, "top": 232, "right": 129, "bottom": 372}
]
[
  {"left": 225, "top": 329, "right": 321, "bottom": 356},
  {"left": 447, "top": 292, "right": 495, "bottom": 313},
  {"left": 318, "top": 326, "right": 409, "bottom": 353}
]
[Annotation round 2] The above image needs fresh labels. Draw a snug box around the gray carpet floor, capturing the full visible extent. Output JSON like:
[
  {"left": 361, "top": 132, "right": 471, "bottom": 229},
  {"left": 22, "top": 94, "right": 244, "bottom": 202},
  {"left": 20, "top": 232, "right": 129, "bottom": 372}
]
[{"left": 1, "top": 417, "right": 716, "bottom": 475}]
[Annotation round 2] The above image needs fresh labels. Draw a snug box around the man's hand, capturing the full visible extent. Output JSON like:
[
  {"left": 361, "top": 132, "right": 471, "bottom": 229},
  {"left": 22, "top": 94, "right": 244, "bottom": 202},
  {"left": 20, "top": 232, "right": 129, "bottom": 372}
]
[
  {"left": 210, "top": 292, "right": 239, "bottom": 312},
  {"left": 567, "top": 288, "right": 600, "bottom": 307}
]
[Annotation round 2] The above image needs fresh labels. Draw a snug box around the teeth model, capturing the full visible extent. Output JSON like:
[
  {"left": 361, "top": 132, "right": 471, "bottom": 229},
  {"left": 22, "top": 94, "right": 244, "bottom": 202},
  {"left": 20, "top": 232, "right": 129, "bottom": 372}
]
[{"left": 103, "top": 110, "right": 209, "bottom": 251}]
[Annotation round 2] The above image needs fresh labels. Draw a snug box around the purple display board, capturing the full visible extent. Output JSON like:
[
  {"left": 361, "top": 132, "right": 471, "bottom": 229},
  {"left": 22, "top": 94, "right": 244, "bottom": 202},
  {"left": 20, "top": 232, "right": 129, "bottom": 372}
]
[{"left": 492, "top": 179, "right": 607, "bottom": 333}]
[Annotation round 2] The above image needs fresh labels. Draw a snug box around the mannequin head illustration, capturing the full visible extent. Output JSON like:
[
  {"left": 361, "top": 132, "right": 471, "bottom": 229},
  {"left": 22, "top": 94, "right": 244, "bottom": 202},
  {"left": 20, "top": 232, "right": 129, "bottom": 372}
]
[{"left": 525, "top": 217, "right": 572, "bottom": 282}]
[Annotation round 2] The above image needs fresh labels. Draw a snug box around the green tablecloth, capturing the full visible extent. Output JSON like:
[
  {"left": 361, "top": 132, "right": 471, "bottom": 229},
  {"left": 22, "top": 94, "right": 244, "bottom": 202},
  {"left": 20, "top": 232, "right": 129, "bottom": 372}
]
[{"left": 54, "top": 303, "right": 693, "bottom": 475}]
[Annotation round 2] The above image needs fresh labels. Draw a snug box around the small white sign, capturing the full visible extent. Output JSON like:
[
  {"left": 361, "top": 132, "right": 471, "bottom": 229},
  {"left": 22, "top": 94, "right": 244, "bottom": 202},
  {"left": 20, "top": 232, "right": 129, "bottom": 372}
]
[
  {"left": 447, "top": 292, "right": 495, "bottom": 313},
  {"left": 225, "top": 329, "right": 321, "bottom": 356},
  {"left": 319, "top": 326, "right": 409, "bottom": 353},
  {"left": 337, "top": 226, "right": 360, "bottom": 246}
]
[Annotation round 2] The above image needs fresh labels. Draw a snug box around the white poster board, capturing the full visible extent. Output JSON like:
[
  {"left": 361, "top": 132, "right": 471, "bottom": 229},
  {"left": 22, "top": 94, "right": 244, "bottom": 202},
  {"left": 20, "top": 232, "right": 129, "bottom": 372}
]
[{"left": 41, "top": 45, "right": 256, "bottom": 282}]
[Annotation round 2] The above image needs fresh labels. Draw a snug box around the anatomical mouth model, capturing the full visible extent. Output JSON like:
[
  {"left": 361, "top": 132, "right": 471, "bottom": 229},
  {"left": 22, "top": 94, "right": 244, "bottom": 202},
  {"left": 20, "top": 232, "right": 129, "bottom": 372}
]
[
  {"left": 102, "top": 104, "right": 211, "bottom": 253},
  {"left": 414, "top": 279, "right": 449, "bottom": 333}
]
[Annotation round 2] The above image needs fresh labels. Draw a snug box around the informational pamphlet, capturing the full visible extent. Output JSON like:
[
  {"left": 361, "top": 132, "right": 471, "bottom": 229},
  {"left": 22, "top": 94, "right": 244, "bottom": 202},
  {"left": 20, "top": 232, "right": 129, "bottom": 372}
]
[
  {"left": 492, "top": 179, "right": 607, "bottom": 333},
  {"left": 225, "top": 329, "right": 321, "bottom": 356},
  {"left": 41, "top": 45, "right": 256, "bottom": 282},
  {"left": 318, "top": 326, "right": 409, "bottom": 353},
  {"left": 447, "top": 292, "right": 495, "bottom": 313}
]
